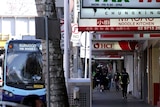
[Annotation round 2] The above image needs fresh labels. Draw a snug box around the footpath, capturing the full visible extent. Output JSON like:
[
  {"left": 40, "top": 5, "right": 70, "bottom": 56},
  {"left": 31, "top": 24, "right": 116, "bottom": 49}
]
[{"left": 92, "top": 87, "right": 155, "bottom": 107}]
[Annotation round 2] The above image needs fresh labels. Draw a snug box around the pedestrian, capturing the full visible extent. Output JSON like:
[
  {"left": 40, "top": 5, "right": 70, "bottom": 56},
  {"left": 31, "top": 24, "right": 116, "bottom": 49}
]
[
  {"left": 106, "top": 72, "right": 112, "bottom": 90},
  {"left": 119, "top": 68, "right": 130, "bottom": 99},
  {"left": 99, "top": 72, "right": 108, "bottom": 92},
  {"left": 114, "top": 70, "right": 120, "bottom": 91},
  {"left": 93, "top": 68, "right": 101, "bottom": 89}
]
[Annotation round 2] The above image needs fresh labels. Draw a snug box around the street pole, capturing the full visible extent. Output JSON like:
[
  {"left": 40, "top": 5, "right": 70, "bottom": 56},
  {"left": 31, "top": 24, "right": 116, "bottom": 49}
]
[
  {"left": 89, "top": 33, "right": 92, "bottom": 107},
  {"left": 64, "top": 0, "right": 69, "bottom": 90},
  {"left": 45, "top": 0, "right": 52, "bottom": 106},
  {"left": 85, "top": 32, "right": 88, "bottom": 78},
  {"left": 44, "top": 16, "right": 50, "bottom": 107},
  {"left": 73, "top": 0, "right": 78, "bottom": 78},
  {"left": 74, "top": 0, "right": 77, "bottom": 24}
]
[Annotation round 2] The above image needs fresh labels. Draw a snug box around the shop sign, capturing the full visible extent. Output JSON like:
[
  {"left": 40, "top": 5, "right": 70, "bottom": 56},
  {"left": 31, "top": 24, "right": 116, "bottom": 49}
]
[
  {"left": 92, "top": 42, "right": 120, "bottom": 50},
  {"left": 78, "top": 18, "right": 160, "bottom": 31},
  {"left": 93, "top": 42, "right": 113, "bottom": 49},
  {"left": 92, "top": 41, "right": 136, "bottom": 50},
  {"left": 80, "top": 8, "right": 160, "bottom": 18},
  {"left": 82, "top": 0, "right": 160, "bottom": 8}
]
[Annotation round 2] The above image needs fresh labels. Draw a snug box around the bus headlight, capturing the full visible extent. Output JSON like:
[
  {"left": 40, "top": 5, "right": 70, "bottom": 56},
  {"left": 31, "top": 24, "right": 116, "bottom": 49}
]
[
  {"left": 8, "top": 92, "right": 13, "bottom": 97},
  {"left": 4, "top": 90, "right": 14, "bottom": 97},
  {"left": 4, "top": 91, "right": 9, "bottom": 95}
]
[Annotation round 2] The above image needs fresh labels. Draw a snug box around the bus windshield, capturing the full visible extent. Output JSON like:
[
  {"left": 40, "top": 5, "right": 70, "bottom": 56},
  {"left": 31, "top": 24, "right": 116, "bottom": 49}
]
[{"left": 6, "top": 51, "right": 44, "bottom": 85}]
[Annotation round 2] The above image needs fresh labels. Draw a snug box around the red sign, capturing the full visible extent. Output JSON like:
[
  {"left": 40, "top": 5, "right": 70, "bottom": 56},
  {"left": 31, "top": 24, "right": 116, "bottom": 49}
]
[
  {"left": 72, "top": 24, "right": 79, "bottom": 34},
  {"left": 92, "top": 41, "right": 138, "bottom": 50},
  {"left": 93, "top": 42, "right": 112, "bottom": 49},
  {"left": 78, "top": 26, "right": 160, "bottom": 31},
  {"left": 78, "top": 18, "right": 160, "bottom": 31},
  {"left": 97, "top": 19, "right": 110, "bottom": 26}
]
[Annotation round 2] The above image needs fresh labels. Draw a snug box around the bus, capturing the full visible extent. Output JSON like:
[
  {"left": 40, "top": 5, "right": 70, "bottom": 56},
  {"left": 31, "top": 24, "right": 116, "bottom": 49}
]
[{"left": 0, "top": 39, "right": 46, "bottom": 104}]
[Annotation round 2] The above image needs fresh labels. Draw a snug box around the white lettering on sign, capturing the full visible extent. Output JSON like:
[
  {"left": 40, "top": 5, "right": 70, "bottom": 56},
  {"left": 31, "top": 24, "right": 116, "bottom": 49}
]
[
  {"left": 96, "top": 18, "right": 155, "bottom": 26},
  {"left": 19, "top": 44, "right": 36, "bottom": 47},
  {"left": 71, "top": 23, "right": 81, "bottom": 46},
  {"left": 93, "top": 43, "right": 112, "bottom": 49},
  {"left": 19, "top": 44, "right": 37, "bottom": 51},
  {"left": 79, "top": 26, "right": 160, "bottom": 31},
  {"left": 97, "top": 19, "right": 110, "bottom": 25}
]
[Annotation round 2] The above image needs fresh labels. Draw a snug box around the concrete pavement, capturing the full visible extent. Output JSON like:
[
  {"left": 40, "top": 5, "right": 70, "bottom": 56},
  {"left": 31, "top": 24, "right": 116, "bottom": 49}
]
[{"left": 92, "top": 87, "right": 155, "bottom": 107}]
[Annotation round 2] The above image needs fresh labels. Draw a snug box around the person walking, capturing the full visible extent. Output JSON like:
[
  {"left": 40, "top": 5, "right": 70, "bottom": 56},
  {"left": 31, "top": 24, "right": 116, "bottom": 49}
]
[
  {"left": 93, "top": 68, "right": 101, "bottom": 89},
  {"left": 106, "top": 72, "right": 112, "bottom": 90},
  {"left": 114, "top": 70, "right": 120, "bottom": 91},
  {"left": 99, "top": 72, "right": 108, "bottom": 92},
  {"left": 119, "top": 68, "right": 130, "bottom": 99}
]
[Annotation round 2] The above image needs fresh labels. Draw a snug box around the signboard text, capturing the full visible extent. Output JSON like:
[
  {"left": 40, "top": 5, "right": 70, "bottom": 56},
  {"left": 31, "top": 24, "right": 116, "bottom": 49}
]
[{"left": 82, "top": 0, "right": 160, "bottom": 8}]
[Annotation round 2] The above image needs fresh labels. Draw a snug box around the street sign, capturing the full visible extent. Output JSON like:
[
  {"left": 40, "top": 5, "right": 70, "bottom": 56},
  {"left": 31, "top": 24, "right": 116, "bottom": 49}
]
[
  {"left": 78, "top": 18, "right": 160, "bottom": 31},
  {"left": 71, "top": 23, "right": 81, "bottom": 46}
]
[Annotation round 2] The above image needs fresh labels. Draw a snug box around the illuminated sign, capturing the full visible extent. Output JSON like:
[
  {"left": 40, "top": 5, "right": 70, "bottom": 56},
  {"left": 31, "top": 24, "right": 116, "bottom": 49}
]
[
  {"left": 80, "top": 8, "right": 160, "bottom": 18},
  {"left": 92, "top": 41, "right": 137, "bottom": 50},
  {"left": 82, "top": 0, "right": 160, "bottom": 8},
  {"left": 8, "top": 43, "right": 41, "bottom": 52},
  {"left": 93, "top": 42, "right": 113, "bottom": 49},
  {"left": 19, "top": 44, "right": 37, "bottom": 51},
  {"left": 33, "top": 84, "right": 44, "bottom": 88},
  {"left": 92, "top": 42, "right": 121, "bottom": 50},
  {"left": 78, "top": 18, "right": 160, "bottom": 31}
]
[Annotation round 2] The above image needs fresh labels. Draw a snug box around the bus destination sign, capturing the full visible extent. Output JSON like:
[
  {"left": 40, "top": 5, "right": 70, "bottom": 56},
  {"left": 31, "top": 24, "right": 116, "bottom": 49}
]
[
  {"left": 19, "top": 44, "right": 37, "bottom": 51},
  {"left": 82, "top": 0, "right": 160, "bottom": 8}
]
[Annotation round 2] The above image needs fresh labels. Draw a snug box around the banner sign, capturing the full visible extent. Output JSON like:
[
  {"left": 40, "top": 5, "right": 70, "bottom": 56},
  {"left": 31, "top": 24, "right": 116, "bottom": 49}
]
[
  {"left": 80, "top": 8, "right": 160, "bottom": 18},
  {"left": 92, "top": 41, "right": 137, "bottom": 50},
  {"left": 78, "top": 18, "right": 160, "bottom": 31},
  {"left": 82, "top": 0, "right": 160, "bottom": 8}
]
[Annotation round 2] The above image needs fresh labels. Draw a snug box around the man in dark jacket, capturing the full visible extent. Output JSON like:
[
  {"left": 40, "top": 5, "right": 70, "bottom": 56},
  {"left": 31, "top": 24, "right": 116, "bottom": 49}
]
[{"left": 120, "top": 68, "right": 130, "bottom": 99}]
